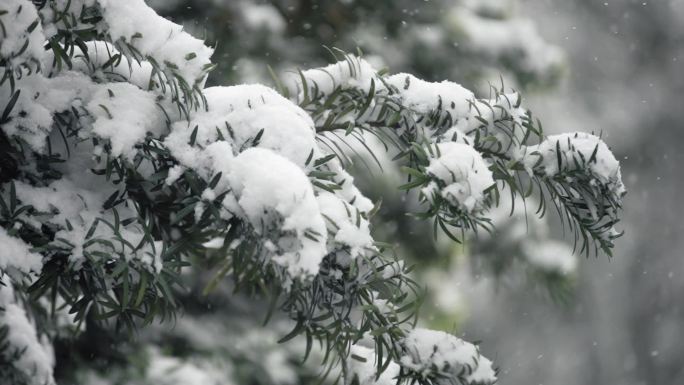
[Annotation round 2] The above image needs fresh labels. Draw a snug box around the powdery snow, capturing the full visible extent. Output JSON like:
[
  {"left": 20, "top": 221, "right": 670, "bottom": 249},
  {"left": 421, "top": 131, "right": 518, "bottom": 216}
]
[
  {"left": 448, "top": 5, "right": 564, "bottom": 77},
  {"left": 385, "top": 73, "right": 474, "bottom": 116},
  {"left": 0, "top": 3, "right": 628, "bottom": 384},
  {"left": 0, "top": 72, "right": 93, "bottom": 152},
  {"left": 423, "top": 142, "right": 494, "bottom": 213},
  {"left": 98, "top": 0, "right": 213, "bottom": 85},
  {"left": 58, "top": 41, "right": 155, "bottom": 90},
  {"left": 87, "top": 82, "right": 165, "bottom": 160},
  {"left": 348, "top": 345, "right": 400, "bottom": 385},
  {"left": 0, "top": 228, "right": 43, "bottom": 275},
  {"left": 317, "top": 191, "right": 374, "bottom": 258},
  {"left": 297, "top": 56, "right": 379, "bottom": 96},
  {"left": 400, "top": 328, "right": 496, "bottom": 384},
  {"left": 165, "top": 84, "right": 318, "bottom": 171},
  {"left": 228, "top": 148, "right": 327, "bottom": 278},
  {"left": 13, "top": 178, "right": 162, "bottom": 272},
  {"left": 0, "top": 282, "right": 56, "bottom": 385},
  {"left": 0, "top": 0, "right": 45, "bottom": 69},
  {"left": 521, "top": 132, "right": 625, "bottom": 197}
]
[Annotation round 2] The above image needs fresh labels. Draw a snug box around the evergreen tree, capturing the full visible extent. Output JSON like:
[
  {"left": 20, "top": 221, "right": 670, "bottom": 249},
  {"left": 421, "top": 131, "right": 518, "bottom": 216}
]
[
  {"left": 147, "top": 0, "right": 579, "bottom": 301},
  {"left": 0, "top": 1, "right": 625, "bottom": 384}
]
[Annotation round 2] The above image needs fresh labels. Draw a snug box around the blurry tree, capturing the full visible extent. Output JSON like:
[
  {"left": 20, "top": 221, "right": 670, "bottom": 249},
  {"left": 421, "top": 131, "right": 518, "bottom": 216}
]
[{"left": 150, "top": 0, "right": 564, "bottom": 90}]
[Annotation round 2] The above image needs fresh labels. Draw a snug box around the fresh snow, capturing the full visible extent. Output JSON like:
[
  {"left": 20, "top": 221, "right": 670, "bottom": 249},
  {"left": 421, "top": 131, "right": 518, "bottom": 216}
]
[
  {"left": 385, "top": 73, "right": 474, "bottom": 116},
  {"left": 521, "top": 132, "right": 625, "bottom": 197},
  {"left": 317, "top": 191, "right": 374, "bottom": 258},
  {"left": 400, "top": 328, "right": 496, "bottom": 384},
  {"left": 0, "top": 282, "right": 55, "bottom": 385},
  {"left": 0, "top": 2, "right": 628, "bottom": 384},
  {"left": 228, "top": 148, "right": 327, "bottom": 278},
  {"left": 98, "top": 0, "right": 213, "bottom": 85},
  {"left": 0, "top": 0, "right": 45, "bottom": 69},
  {"left": 297, "top": 56, "right": 379, "bottom": 96},
  {"left": 348, "top": 345, "right": 400, "bottom": 385},
  {"left": 87, "top": 82, "right": 165, "bottom": 160},
  {"left": 0, "top": 229, "right": 43, "bottom": 275},
  {"left": 423, "top": 142, "right": 494, "bottom": 213}
]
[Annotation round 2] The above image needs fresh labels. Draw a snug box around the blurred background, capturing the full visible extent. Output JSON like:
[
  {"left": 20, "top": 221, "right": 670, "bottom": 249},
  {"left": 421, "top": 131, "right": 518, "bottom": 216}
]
[{"left": 142, "top": 1, "right": 684, "bottom": 384}]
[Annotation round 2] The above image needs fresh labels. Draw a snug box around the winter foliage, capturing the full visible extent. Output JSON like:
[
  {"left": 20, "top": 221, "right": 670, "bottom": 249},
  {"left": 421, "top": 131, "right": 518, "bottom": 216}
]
[{"left": 0, "top": 1, "right": 625, "bottom": 385}]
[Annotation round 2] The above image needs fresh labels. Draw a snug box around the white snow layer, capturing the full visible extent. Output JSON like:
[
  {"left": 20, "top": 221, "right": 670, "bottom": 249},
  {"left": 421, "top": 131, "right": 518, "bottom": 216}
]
[
  {"left": 521, "top": 132, "right": 625, "bottom": 197},
  {"left": 13, "top": 177, "right": 163, "bottom": 273},
  {"left": 228, "top": 148, "right": 328, "bottom": 278},
  {"left": 166, "top": 84, "right": 318, "bottom": 170},
  {"left": 348, "top": 345, "right": 400, "bottom": 385},
  {"left": 297, "top": 56, "right": 379, "bottom": 96},
  {"left": 400, "top": 328, "right": 496, "bottom": 384},
  {"left": 0, "top": 282, "right": 56, "bottom": 385},
  {"left": 0, "top": 228, "right": 43, "bottom": 275},
  {"left": 0, "top": 0, "right": 45, "bottom": 68},
  {"left": 0, "top": 71, "right": 94, "bottom": 152},
  {"left": 87, "top": 82, "right": 165, "bottom": 160},
  {"left": 98, "top": 0, "right": 213, "bottom": 85},
  {"left": 385, "top": 73, "right": 474, "bottom": 116},
  {"left": 424, "top": 142, "right": 494, "bottom": 213}
]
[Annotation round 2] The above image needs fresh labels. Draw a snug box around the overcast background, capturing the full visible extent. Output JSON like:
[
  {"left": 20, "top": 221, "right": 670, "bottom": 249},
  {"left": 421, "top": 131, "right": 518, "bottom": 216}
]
[{"left": 462, "top": 1, "right": 684, "bottom": 385}]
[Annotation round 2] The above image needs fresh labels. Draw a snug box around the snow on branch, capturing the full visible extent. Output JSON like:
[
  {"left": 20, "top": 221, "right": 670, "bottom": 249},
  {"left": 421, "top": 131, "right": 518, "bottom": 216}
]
[{"left": 0, "top": 2, "right": 625, "bottom": 385}]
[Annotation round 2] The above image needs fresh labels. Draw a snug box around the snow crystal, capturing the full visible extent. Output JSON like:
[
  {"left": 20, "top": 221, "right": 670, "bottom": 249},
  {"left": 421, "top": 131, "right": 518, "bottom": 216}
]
[
  {"left": 37, "top": 0, "right": 98, "bottom": 40},
  {"left": 222, "top": 103, "right": 318, "bottom": 165},
  {"left": 202, "top": 237, "right": 225, "bottom": 249},
  {"left": 228, "top": 148, "right": 327, "bottom": 278},
  {"left": 13, "top": 178, "right": 106, "bottom": 262},
  {"left": 165, "top": 165, "right": 185, "bottom": 185},
  {"left": 423, "top": 142, "right": 494, "bottom": 213}
]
